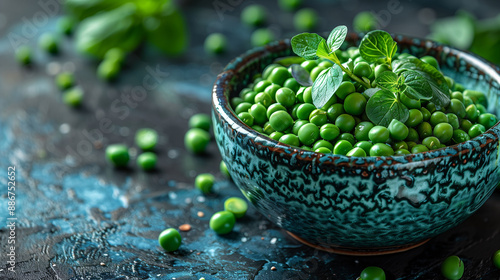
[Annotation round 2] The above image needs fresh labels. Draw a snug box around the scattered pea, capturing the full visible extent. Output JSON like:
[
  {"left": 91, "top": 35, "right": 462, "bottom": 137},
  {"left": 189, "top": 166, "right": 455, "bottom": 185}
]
[
  {"left": 294, "top": 8, "right": 318, "bottom": 31},
  {"left": 56, "top": 72, "right": 75, "bottom": 90},
  {"left": 210, "top": 211, "right": 236, "bottom": 234},
  {"left": 224, "top": 197, "right": 248, "bottom": 218},
  {"left": 189, "top": 114, "right": 211, "bottom": 131},
  {"left": 62, "top": 87, "right": 84, "bottom": 107},
  {"left": 39, "top": 33, "right": 59, "bottom": 54},
  {"left": 106, "top": 144, "right": 129, "bottom": 167},
  {"left": 135, "top": 128, "right": 158, "bottom": 150},
  {"left": 241, "top": 5, "right": 267, "bottom": 27},
  {"left": 158, "top": 228, "right": 182, "bottom": 252},
  {"left": 441, "top": 256, "right": 464, "bottom": 280},
  {"left": 359, "top": 266, "right": 386, "bottom": 280},
  {"left": 137, "top": 152, "right": 157, "bottom": 171},
  {"left": 15, "top": 45, "right": 32, "bottom": 65},
  {"left": 204, "top": 33, "right": 227, "bottom": 54},
  {"left": 184, "top": 128, "right": 210, "bottom": 154},
  {"left": 195, "top": 173, "right": 215, "bottom": 193}
]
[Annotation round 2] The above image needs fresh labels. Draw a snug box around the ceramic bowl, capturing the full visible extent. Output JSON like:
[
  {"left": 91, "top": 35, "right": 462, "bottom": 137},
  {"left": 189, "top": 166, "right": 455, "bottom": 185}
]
[{"left": 212, "top": 33, "right": 500, "bottom": 255}]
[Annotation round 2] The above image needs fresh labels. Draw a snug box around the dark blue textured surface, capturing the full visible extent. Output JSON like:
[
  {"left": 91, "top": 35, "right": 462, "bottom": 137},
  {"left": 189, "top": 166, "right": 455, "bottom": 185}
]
[{"left": 0, "top": 1, "right": 499, "bottom": 279}]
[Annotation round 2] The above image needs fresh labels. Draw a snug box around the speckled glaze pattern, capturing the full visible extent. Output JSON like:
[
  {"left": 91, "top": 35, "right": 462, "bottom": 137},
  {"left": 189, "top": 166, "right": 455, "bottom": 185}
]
[{"left": 212, "top": 35, "right": 500, "bottom": 252}]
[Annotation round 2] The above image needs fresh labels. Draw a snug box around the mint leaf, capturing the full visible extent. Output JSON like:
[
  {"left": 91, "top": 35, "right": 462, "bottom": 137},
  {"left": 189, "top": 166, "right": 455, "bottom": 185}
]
[
  {"left": 312, "top": 64, "right": 343, "bottom": 108},
  {"left": 359, "top": 30, "right": 397, "bottom": 64},
  {"left": 342, "top": 58, "right": 355, "bottom": 72},
  {"left": 316, "top": 39, "right": 331, "bottom": 60},
  {"left": 374, "top": 71, "right": 399, "bottom": 91},
  {"left": 274, "top": 56, "right": 306, "bottom": 66},
  {"left": 400, "top": 70, "right": 432, "bottom": 100},
  {"left": 291, "top": 33, "right": 325, "bottom": 60},
  {"left": 364, "top": 87, "right": 381, "bottom": 98},
  {"left": 291, "top": 64, "right": 312, "bottom": 87},
  {"left": 366, "top": 89, "right": 409, "bottom": 126},
  {"left": 327, "top": 25, "right": 348, "bottom": 53}
]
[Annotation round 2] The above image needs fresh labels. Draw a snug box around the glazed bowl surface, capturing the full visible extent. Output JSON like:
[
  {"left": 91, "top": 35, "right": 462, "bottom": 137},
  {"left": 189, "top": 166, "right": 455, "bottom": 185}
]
[{"left": 212, "top": 33, "right": 500, "bottom": 254}]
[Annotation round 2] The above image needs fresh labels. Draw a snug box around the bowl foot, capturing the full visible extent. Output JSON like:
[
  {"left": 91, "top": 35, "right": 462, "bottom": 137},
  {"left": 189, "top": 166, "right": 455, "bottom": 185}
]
[{"left": 286, "top": 231, "right": 430, "bottom": 256}]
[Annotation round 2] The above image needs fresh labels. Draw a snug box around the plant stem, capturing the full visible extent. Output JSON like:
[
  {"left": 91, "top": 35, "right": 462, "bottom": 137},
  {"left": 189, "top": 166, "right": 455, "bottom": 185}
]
[{"left": 338, "top": 64, "right": 371, "bottom": 88}]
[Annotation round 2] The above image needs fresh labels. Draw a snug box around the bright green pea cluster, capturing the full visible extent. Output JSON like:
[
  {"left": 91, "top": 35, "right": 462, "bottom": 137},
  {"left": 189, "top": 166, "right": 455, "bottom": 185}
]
[
  {"left": 231, "top": 50, "right": 497, "bottom": 157},
  {"left": 106, "top": 128, "right": 159, "bottom": 171},
  {"left": 185, "top": 113, "right": 212, "bottom": 154},
  {"left": 209, "top": 197, "right": 249, "bottom": 235},
  {"left": 54, "top": 71, "right": 84, "bottom": 108}
]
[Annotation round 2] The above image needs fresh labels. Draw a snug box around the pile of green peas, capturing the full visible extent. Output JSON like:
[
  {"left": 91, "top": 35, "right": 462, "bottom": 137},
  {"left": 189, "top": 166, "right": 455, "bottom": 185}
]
[{"left": 230, "top": 49, "right": 498, "bottom": 157}]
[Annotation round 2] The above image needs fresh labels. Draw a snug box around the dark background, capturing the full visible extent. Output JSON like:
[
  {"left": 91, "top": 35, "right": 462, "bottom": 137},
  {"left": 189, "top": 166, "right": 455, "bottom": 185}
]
[{"left": 0, "top": 0, "right": 499, "bottom": 279}]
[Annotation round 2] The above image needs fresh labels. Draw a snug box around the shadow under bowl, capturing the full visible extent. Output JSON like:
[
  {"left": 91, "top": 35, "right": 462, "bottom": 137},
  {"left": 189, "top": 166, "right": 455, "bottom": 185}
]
[{"left": 212, "top": 33, "right": 500, "bottom": 255}]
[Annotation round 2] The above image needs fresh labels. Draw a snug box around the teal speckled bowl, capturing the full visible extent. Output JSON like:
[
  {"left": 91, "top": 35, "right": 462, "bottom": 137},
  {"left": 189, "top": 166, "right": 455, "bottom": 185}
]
[{"left": 212, "top": 34, "right": 500, "bottom": 255}]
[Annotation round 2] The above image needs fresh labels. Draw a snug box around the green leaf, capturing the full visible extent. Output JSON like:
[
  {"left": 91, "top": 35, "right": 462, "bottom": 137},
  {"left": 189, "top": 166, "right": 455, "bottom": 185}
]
[
  {"left": 274, "top": 56, "right": 306, "bottom": 67},
  {"left": 342, "top": 58, "right": 355, "bottom": 72},
  {"left": 290, "top": 64, "right": 312, "bottom": 87},
  {"left": 400, "top": 70, "right": 432, "bottom": 100},
  {"left": 144, "top": 1, "right": 188, "bottom": 56},
  {"left": 327, "top": 25, "right": 348, "bottom": 53},
  {"left": 291, "top": 33, "right": 325, "bottom": 60},
  {"left": 364, "top": 87, "right": 381, "bottom": 98},
  {"left": 359, "top": 30, "right": 397, "bottom": 63},
  {"left": 75, "top": 3, "right": 144, "bottom": 59},
  {"left": 366, "top": 89, "right": 409, "bottom": 126},
  {"left": 312, "top": 64, "right": 343, "bottom": 108},
  {"left": 428, "top": 11, "right": 475, "bottom": 50},
  {"left": 374, "top": 71, "right": 398, "bottom": 91},
  {"left": 428, "top": 81, "right": 451, "bottom": 109},
  {"left": 64, "top": 0, "right": 128, "bottom": 21}
]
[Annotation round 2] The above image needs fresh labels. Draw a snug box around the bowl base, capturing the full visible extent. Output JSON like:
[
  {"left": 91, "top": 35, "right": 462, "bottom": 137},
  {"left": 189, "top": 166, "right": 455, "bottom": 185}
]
[{"left": 286, "top": 231, "right": 430, "bottom": 256}]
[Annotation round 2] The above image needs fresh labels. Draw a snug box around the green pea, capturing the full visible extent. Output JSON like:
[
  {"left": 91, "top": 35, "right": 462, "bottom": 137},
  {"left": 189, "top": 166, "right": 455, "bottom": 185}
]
[
  {"left": 58, "top": 16, "right": 75, "bottom": 35},
  {"left": 313, "top": 140, "right": 334, "bottom": 151},
  {"left": 369, "top": 126, "right": 390, "bottom": 143},
  {"left": 279, "top": 134, "right": 300, "bottom": 147},
  {"left": 263, "top": 122, "right": 275, "bottom": 135},
  {"left": 493, "top": 250, "right": 500, "bottom": 269},
  {"left": 251, "top": 28, "right": 275, "bottom": 47},
  {"left": 430, "top": 111, "right": 448, "bottom": 127},
  {"left": 370, "top": 143, "right": 394, "bottom": 157},
  {"left": 320, "top": 124, "right": 340, "bottom": 141},
  {"left": 265, "top": 84, "right": 281, "bottom": 101},
  {"left": 454, "top": 83, "right": 465, "bottom": 92},
  {"left": 321, "top": 93, "right": 338, "bottom": 110},
  {"left": 353, "top": 61, "right": 372, "bottom": 78},
  {"left": 468, "top": 124, "right": 486, "bottom": 138},
  {"left": 441, "top": 256, "right": 464, "bottom": 280},
  {"left": 400, "top": 92, "right": 421, "bottom": 109},
  {"left": 406, "top": 109, "right": 424, "bottom": 127},
  {"left": 335, "top": 81, "right": 356, "bottom": 99},
  {"left": 239, "top": 88, "right": 253, "bottom": 98},
  {"left": 392, "top": 141, "right": 408, "bottom": 151},
  {"left": 310, "top": 66, "right": 327, "bottom": 82},
  {"left": 137, "top": 152, "right": 157, "bottom": 171},
  {"left": 374, "top": 64, "right": 391, "bottom": 79},
  {"left": 269, "top": 67, "right": 292, "bottom": 86},
  {"left": 269, "top": 131, "right": 284, "bottom": 141},
  {"left": 315, "top": 147, "right": 331, "bottom": 153},
  {"left": 253, "top": 80, "right": 271, "bottom": 93},
  {"left": 298, "top": 123, "right": 319, "bottom": 146},
  {"left": 241, "top": 4, "right": 267, "bottom": 26},
  {"left": 354, "top": 141, "right": 373, "bottom": 155},
  {"left": 158, "top": 228, "right": 181, "bottom": 252},
  {"left": 300, "top": 60, "right": 318, "bottom": 72},
  {"left": 434, "top": 123, "right": 454, "bottom": 143},
  {"left": 292, "top": 120, "right": 309, "bottom": 135},
  {"left": 293, "top": 8, "right": 318, "bottom": 31},
  {"left": 195, "top": 173, "right": 215, "bottom": 193},
  {"left": 235, "top": 102, "right": 252, "bottom": 114},
  {"left": 39, "top": 33, "right": 59, "bottom": 54},
  {"left": 407, "top": 141, "right": 418, "bottom": 150},
  {"left": 422, "top": 136, "right": 441, "bottom": 150},
  {"left": 262, "top": 64, "right": 280, "bottom": 79},
  {"left": 359, "top": 266, "right": 386, "bottom": 280},
  {"left": 63, "top": 87, "right": 84, "bottom": 107},
  {"left": 478, "top": 113, "right": 498, "bottom": 129},
  {"left": 339, "top": 133, "right": 356, "bottom": 145},
  {"left": 15, "top": 45, "right": 32, "bottom": 65},
  {"left": 346, "top": 147, "right": 366, "bottom": 157},
  {"left": 243, "top": 91, "right": 259, "bottom": 104},
  {"left": 353, "top": 11, "right": 378, "bottom": 32},
  {"left": 106, "top": 144, "right": 130, "bottom": 167},
  {"left": 426, "top": 102, "right": 437, "bottom": 113},
  {"left": 303, "top": 87, "right": 313, "bottom": 103},
  {"left": 347, "top": 47, "right": 360, "bottom": 59},
  {"left": 463, "top": 89, "right": 488, "bottom": 108},
  {"left": 406, "top": 128, "right": 419, "bottom": 142},
  {"left": 333, "top": 140, "right": 353, "bottom": 155},
  {"left": 451, "top": 91, "right": 463, "bottom": 102},
  {"left": 231, "top": 97, "right": 244, "bottom": 109},
  {"left": 395, "top": 149, "right": 410, "bottom": 155},
  {"left": 448, "top": 99, "right": 466, "bottom": 118},
  {"left": 210, "top": 211, "right": 236, "bottom": 234},
  {"left": 224, "top": 197, "right": 248, "bottom": 218},
  {"left": 446, "top": 113, "right": 460, "bottom": 130},
  {"left": 344, "top": 93, "right": 367, "bottom": 115},
  {"left": 411, "top": 144, "right": 429, "bottom": 154},
  {"left": 309, "top": 109, "right": 328, "bottom": 126},
  {"left": 269, "top": 111, "right": 293, "bottom": 132},
  {"left": 327, "top": 103, "right": 345, "bottom": 122},
  {"left": 318, "top": 61, "right": 333, "bottom": 68},
  {"left": 189, "top": 114, "right": 211, "bottom": 131},
  {"left": 204, "top": 33, "right": 227, "bottom": 54},
  {"left": 463, "top": 96, "right": 474, "bottom": 107},
  {"left": 184, "top": 128, "right": 210, "bottom": 154},
  {"left": 97, "top": 60, "right": 120, "bottom": 81},
  {"left": 335, "top": 114, "right": 356, "bottom": 132},
  {"left": 284, "top": 77, "right": 300, "bottom": 93},
  {"left": 465, "top": 104, "right": 479, "bottom": 121},
  {"left": 420, "top": 55, "right": 440, "bottom": 70},
  {"left": 460, "top": 119, "right": 473, "bottom": 132},
  {"left": 238, "top": 112, "right": 254, "bottom": 127},
  {"left": 388, "top": 119, "right": 409, "bottom": 141},
  {"left": 452, "top": 129, "right": 470, "bottom": 144},
  {"left": 220, "top": 161, "right": 231, "bottom": 178},
  {"left": 417, "top": 122, "right": 433, "bottom": 139},
  {"left": 354, "top": 121, "right": 374, "bottom": 141},
  {"left": 296, "top": 103, "right": 316, "bottom": 120},
  {"left": 276, "top": 88, "right": 296, "bottom": 108},
  {"left": 267, "top": 103, "right": 287, "bottom": 119},
  {"left": 249, "top": 103, "right": 268, "bottom": 125}
]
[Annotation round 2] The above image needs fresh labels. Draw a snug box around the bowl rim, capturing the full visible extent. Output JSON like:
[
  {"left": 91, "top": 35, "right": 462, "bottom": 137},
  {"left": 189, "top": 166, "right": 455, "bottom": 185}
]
[{"left": 212, "top": 33, "right": 500, "bottom": 166}]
